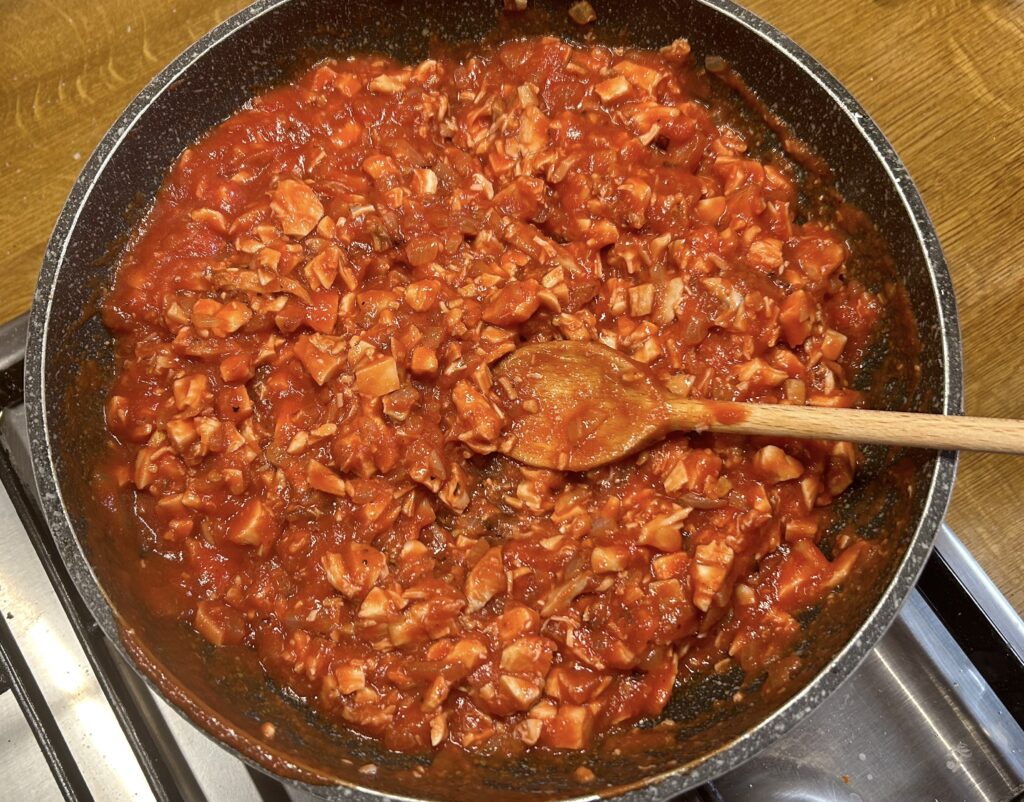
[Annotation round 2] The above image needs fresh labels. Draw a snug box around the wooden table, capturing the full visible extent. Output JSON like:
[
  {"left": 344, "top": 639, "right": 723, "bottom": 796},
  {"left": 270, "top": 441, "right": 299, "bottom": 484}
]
[{"left": 2, "top": 1, "right": 1023, "bottom": 609}]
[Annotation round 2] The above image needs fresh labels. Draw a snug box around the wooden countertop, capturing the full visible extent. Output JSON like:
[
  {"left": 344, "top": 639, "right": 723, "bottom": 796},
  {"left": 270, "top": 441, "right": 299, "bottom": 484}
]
[{"left": 3, "top": 1, "right": 1023, "bottom": 610}]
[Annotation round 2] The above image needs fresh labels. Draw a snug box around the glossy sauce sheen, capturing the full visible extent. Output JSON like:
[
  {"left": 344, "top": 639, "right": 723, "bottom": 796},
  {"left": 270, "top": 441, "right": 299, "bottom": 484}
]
[{"left": 100, "top": 37, "right": 882, "bottom": 753}]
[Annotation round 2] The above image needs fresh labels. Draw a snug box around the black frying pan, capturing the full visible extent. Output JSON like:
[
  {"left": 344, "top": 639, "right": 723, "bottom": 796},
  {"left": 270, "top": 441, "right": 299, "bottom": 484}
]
[{"left": 25, "top": 1, "right": 961, "bottom": 799}]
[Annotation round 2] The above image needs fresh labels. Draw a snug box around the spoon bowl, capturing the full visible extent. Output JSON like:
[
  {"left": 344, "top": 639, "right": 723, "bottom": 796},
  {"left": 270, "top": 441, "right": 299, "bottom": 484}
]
[{"left": 495, "top": 340, "right": 671, "bottom": 471}]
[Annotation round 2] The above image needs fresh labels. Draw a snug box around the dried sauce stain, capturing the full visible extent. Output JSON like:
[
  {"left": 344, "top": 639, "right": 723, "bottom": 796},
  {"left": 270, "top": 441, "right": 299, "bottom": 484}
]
[
  {"left": 99, "top": 36, "right": 883, "bottom": 754},
  {"left": 706, "top": 401, "right": 749, "bottom": 426}
]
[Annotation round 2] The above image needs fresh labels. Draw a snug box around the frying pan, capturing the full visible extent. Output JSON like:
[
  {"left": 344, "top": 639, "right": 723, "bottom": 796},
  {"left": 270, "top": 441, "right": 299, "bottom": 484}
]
[{"left": 25, "top": 0, "right": 962, "bottom": 798}]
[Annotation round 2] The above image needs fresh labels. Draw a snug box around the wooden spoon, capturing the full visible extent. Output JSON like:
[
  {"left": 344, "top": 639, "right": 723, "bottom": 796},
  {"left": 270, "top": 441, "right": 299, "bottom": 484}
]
[{"left": 493, "top": 340, "right": 1024, "bottom": 471}]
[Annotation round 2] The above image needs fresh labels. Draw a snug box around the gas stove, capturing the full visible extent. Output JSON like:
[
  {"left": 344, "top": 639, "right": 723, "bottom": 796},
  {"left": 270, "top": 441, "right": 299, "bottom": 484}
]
[{"left": 0, "top": 313, "right": 1021, "bottom": 802}]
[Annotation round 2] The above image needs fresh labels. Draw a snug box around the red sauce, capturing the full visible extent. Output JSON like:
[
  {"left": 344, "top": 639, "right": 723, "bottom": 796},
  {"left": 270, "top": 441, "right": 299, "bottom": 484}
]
[{"left": 100, "top": 36, "right": 880, "bottom": 754}]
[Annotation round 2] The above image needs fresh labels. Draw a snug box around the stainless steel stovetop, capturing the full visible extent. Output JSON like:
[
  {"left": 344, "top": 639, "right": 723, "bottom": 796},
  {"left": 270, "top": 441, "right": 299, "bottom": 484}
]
[{"left": 1, "top": 313, "right": 1022, "bottom": 802}]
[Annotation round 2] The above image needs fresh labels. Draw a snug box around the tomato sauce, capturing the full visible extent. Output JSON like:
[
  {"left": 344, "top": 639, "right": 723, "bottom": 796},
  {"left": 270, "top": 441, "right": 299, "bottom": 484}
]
[{"left": 100, "top": 35, "right": 881, "bottom": 753}]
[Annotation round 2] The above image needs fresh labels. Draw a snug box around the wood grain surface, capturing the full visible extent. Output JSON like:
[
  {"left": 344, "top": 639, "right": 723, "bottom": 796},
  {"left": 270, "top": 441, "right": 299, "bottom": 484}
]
[{"left": 2, "top": 1, "right": 1023, "bottom": 609}]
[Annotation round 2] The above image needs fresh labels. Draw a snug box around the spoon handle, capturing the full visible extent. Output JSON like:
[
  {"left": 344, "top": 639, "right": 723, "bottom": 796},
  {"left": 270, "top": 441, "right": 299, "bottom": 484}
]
[{"left": 667, "top": 399, "right": 1024, "bottom": 454}]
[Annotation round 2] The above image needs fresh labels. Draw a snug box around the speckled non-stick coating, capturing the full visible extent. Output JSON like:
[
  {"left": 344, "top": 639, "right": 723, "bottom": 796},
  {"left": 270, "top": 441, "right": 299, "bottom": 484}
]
[{"left": 25, "top": 1, "right": 961, "bottom": 799}]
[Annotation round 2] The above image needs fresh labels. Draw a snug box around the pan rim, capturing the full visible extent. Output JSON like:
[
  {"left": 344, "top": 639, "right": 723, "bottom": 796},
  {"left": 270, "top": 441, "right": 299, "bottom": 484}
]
[{"left": 24, "top": 0, "right": 963, "bottom": 799}]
